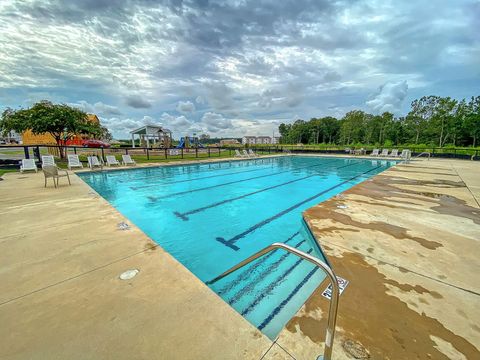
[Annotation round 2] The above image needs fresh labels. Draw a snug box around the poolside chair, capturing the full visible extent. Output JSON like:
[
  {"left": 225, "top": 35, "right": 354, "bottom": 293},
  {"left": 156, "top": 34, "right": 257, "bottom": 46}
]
[
  {"left": 41, "top": 155, "right": 56, "bottom": 168},
  {"left": 122, "top": 154, "right": 136, "bottom": 166},
  {"left": 379, "top": 149, "right": 389, "bottom": 157},
  {"left": 370, "top": 149, "right": 379, "bottom": 156},
  {"left": 106, "top": 155, "right": 120, "bottom": 166},
  {"left": 169, "top": 149, "right": 180, "bottom": 156},
  {"left": 20, "top": 159, "right": 38, "bottom": 173},
  {"left": 390, "top": 149, "right": 399, "bottom": 157},
  {"left": 248, "top": 149, "right": 259, "bottom": 157},
  {"left": 42, "top": 165, "right": 70, "bottom": 188},
  {"left": 67, "top": 154, "right": 83, "bottom": 169},
  {"left": 399, "top": 149, "right": 411, "bottom": 159},
  {"left": 234, "top": 149, "right": 244, "bottom": 158},
  {"left": 242, "top": 149, "right": 251, "bottom": 158},
  {"left": 87, "top": 156, "right": 103, "bottom": 170}
]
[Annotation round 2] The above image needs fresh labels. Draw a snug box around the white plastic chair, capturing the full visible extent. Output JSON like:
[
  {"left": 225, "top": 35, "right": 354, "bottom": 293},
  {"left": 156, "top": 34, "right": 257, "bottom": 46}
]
[
  {"left": 379, "top": 149, "right": 389, "bottom": 157},
  {"left": 370, "top": 149, "right": 379, "bottom": 156},
  {"left": 106, "top": 155, "right": 120, "bottom": 166},
  {"left": 234, "top": 149, "right": 243, "bottom": 158},
  {"left": 20, "top": 159, "right": 38, "bottom": 173},
  {"left": 390, "top": 149, "right": 399, "bottom": 157},
  {"left": 122, "top": 154, "right": 136, "bottom": 166},
  {"left": 67, "top": 154, "right": 83, "bottom": 169},
  {"left": 41, "top": 155, "right": 56, "bottom": 168},
  {"left": 248, "top": 149, "right": 259, "bottom": 157},
  {"left": 87, "top": 156, "right": 103, "bottom": 170},
  {"left": 242, "top": 149, "right": 251, "bottom": 158}
]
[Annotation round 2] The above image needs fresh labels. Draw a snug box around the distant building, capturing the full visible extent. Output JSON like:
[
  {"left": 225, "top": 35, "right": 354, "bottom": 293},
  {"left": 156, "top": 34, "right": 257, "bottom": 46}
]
[
  {"left": 242, "top": 136, "right": 277, "bottom": 145},
  {"left": 5, "top": 130, "right": 21, "bottom": 143},
  {"left": 21, "top": 114, "right": 100, "bottom": 145},
  {"left": 242, "top": 136, "right": 257, "bottom": 145},
  {"left": 256, "top": 136, "right": 272, "bottom": 144},
  {"left": 220, "top": 139, "right": 240, "bottom": 145}
]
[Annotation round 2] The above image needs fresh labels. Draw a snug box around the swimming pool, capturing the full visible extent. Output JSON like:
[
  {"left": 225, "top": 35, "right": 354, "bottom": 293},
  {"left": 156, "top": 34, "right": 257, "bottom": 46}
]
[{"left": 78, "top": 156, "right": 395, "bottom": 339}]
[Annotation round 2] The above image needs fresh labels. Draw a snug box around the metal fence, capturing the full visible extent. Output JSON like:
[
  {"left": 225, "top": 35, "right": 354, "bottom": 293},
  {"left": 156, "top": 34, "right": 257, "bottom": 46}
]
[{"left": 0, "top": 144, "right": 478, "bottom": 170}]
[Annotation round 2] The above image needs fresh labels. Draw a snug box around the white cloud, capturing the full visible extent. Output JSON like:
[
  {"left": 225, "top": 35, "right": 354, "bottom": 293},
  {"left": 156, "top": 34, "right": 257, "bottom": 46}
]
[
  {"left": 366, "top": 81, "right": 409, "bottom": 114},
  {"left": 200, "top": 112, "right": 233, "bottom": 132},
  {"left": 70, "top": 101, "right": 122, "bottom": 116},
  {"left": 176, "top": 100, "right": 195, "bottom": 113}
]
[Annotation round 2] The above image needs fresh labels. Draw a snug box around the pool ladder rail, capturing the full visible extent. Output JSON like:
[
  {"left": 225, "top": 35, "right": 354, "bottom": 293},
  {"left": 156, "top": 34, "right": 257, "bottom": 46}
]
[{"left": 207, "top": 242, "right": 340, "bottom": 360}]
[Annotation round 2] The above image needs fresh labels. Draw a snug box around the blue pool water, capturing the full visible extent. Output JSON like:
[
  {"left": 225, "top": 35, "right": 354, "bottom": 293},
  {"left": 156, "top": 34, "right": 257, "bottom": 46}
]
[{"left": 78, "top": 156, "right": 394, "bottom": 339}]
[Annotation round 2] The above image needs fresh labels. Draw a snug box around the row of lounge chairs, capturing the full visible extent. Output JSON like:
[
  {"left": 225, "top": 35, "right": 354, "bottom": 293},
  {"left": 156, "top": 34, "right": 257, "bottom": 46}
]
[
  {"left": 19, "top": 154, "right": 137, "bottom": 173},
  {"left": 370, "top": 149, "right": 409, "bottom": 158},
  {"left": 235, "top": 149, "right": 259, "bottom": 158}
]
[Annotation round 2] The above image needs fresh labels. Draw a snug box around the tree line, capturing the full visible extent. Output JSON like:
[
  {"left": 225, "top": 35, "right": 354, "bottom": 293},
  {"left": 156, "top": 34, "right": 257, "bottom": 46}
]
[{"left": 278, "top": 96, "right": 480, "bottom": 148}]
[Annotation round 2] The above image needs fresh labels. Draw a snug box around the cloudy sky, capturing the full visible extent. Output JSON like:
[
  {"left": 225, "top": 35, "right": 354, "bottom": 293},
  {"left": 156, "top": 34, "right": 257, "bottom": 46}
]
[{"left": 0, "top": 0, "right": 478, "bottom": 139}]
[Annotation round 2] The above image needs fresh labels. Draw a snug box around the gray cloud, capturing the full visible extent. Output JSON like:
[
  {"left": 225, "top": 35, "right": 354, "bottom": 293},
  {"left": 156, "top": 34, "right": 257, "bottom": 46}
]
[
  {"left": 125, "top": 95, "right": 152, "bottom": 109},
  {"left": 176, "top": 100, "right": 195, "bottom": 113}
]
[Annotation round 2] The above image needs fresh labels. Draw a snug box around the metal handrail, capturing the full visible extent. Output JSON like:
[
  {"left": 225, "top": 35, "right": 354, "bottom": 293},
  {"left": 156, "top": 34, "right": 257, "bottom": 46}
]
[
  {"left": 207, "top": 242, "right": 340, "bottom": 360},
  {"left": 415, "top": 151, "right": 431, "bottom": 160}
]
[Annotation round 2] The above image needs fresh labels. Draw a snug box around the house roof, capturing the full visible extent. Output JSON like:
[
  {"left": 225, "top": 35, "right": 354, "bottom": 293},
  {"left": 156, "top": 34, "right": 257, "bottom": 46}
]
[{"left": 130, "top": 125, "right": 171, "bottom": 135}]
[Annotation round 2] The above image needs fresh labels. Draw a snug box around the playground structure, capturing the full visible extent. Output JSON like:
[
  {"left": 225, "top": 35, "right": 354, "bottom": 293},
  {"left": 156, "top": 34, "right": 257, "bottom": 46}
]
[
  {"left": 176, "top": 136, "right": 205, "bottom": 149},
  {"left": 130, "top": 125, "right": 172, "bottom": 148}
]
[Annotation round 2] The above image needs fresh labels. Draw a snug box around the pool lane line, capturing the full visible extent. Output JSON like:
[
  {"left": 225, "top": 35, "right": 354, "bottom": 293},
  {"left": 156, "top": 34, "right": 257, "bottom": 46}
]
[
  {"left": 130, "top": 163, "right": 279, "bottom": 190},
  {"left": 228, "top": 238, "right": 307, "bottom": 306},
  {"left": 216, "top": 165, "right": 383, "bottom": 251},
  {"left": 174, "top": 161, "right": 360, "bottom": 221},
  {"left": 146, "top": 158, "right": 352, "bottom": 201},
  {"left": 210, "top": 231, "right": 300, "bottom": 292},
  {"left": 131, "top": 157, "right": 320, "bottom": 190},
  {"left": 258, "top": 266, "right": 319, "bottom": 331},
  {"left": 119, "top": 157, "right": 280, "bottom": 183},
  {"left": 240, "top": 248, "right": 314, "bottom": 317}
]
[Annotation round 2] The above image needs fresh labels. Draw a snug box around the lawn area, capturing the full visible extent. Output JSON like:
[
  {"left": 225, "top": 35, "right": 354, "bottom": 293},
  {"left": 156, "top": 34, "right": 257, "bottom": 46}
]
[{"left": 0, "top": 168, "right": 17, "bottom": 177}]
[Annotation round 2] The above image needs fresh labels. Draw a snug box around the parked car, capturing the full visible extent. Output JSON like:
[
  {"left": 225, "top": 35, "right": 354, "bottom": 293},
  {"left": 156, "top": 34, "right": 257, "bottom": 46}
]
[{"left": 82, "top": 139, "right": 111, "bottom": 148}]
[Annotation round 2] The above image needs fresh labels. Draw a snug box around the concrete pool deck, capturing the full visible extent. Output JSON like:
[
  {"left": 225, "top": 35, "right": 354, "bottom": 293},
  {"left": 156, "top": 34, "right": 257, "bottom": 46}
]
[
  {"left": 278, "top": 157, "right": 480, "bottom": 359},
  {"left": 0, "top": 155, "right": 479, "bottom": 359}
]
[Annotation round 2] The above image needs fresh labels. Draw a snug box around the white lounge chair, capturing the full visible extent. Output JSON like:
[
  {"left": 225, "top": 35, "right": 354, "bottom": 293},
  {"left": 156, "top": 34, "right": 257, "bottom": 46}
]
[
  {"left": 242, "top": 149, "right": 251, "bottom": 158},
  {"left": 234, "top": 149, "right": 244, "bottom": 158},
  {"left": 169, "top": 149, "right": 180, "bottom": 156},
  {"left": 122, "top": 154, "right": 136, "bottom": 166},
  {"left": 20, "top": 159, "right": 38, "bottom": 173},
  {"left": 399, "top": 149, "right": 411, "bottom": 159},
  {"left": 67, "top": 154, "right": 83, "bottom": 169},
  {"left": 390, "top": 149, "right": 399, "bottom": 157},
  {"left": 248, "top": 149, "right": 259, "bottom": 157},
  {"left": 379, "top": 149, "right": 389, "bottom": 157},
  {"left": 87, "top": 156, "right": 103, "bottom": 170},
  {"left": 106, "top": 155, "right": 120, "bottom": 166},
  {"left": 370, "top": 149, "right": 379, "bottom": 156},
  {"left": 41, "top": 155, "right": 56, "bottom": 168}
]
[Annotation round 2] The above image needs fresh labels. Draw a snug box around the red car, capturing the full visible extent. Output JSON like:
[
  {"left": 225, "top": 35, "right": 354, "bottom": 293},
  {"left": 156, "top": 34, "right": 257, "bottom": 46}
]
[{"left": 82, "top": 139, "right": 111, "bottom": 148}]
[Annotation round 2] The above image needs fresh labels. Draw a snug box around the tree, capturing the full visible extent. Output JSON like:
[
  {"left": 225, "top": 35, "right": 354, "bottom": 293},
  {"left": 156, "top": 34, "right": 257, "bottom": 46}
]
[
  {"left": 0, "top": 101, "right": 102, "bottom": 157},
  {"left": 464, "top": 96, "right": 480, "bottom": 147}
]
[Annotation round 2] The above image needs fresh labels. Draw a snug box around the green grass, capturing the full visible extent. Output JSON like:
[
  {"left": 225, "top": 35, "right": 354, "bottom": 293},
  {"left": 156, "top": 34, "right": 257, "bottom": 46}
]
[{"left": 0, "top": 168, "right": 17, "bottom": 177}]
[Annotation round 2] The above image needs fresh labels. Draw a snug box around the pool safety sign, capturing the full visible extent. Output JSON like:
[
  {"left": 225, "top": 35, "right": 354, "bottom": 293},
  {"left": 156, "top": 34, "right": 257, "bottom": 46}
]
[{"left": 322, "top": 277, "right": 349, "bottom": 300}]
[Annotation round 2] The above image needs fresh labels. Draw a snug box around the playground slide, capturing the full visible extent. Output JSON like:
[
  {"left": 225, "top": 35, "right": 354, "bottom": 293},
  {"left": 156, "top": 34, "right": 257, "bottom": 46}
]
[{"left": 176, "top": 137, "right": 185, "bottom": 149}]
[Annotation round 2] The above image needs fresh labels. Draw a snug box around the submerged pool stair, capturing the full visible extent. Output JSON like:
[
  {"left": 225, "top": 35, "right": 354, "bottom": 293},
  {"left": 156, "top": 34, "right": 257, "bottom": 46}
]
[{"left": 207, "top": 243, "right": 340, "bottom": 360}]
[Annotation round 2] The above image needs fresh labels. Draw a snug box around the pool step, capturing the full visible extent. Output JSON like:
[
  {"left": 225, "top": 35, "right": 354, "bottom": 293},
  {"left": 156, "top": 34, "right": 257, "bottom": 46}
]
[{"left": 212, "top": 236, "right": 326, "bottom": 339}]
